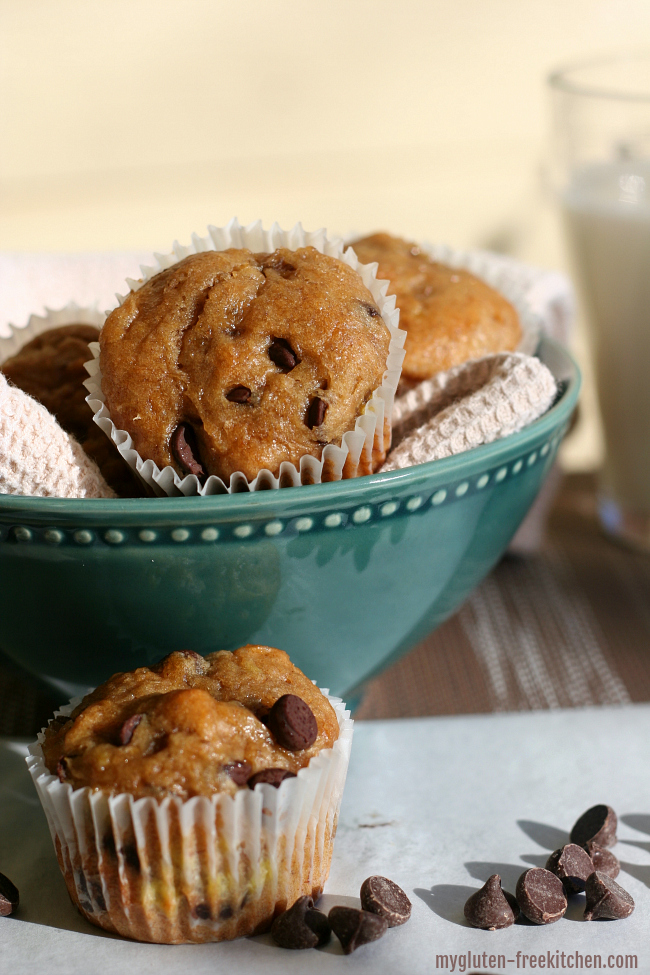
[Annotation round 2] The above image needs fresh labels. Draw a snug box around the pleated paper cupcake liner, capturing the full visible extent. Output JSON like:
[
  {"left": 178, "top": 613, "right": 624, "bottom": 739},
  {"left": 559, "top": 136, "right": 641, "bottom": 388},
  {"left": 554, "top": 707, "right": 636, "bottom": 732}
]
[
  {"left": 26, "top": 692, "right": 353, "bottom": 944},
  {"left": 0, "top": 303, "right": 106, "bottom": 366},
  {"left": 83, "top": 219, "right": 406, "bottom": 496}
]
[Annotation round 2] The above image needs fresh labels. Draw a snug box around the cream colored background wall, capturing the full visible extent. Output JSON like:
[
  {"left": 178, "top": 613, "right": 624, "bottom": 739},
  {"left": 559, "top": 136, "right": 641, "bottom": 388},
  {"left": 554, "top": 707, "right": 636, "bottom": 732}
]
[{"left": 2, "top": 0, "right": 650, "bottom": 467}]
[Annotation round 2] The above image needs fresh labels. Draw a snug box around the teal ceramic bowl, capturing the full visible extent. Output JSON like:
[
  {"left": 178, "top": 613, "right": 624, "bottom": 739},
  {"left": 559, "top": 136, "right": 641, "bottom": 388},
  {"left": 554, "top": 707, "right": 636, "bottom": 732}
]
[{"left": 0, "top": 336, "right": 579, "bottom": 700}]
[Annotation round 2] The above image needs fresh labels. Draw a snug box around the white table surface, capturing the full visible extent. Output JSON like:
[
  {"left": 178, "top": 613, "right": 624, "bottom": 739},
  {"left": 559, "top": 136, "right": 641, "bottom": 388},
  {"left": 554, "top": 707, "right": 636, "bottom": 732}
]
[{"left": 2, "top": 707, "right": 650, "bottom": 975}]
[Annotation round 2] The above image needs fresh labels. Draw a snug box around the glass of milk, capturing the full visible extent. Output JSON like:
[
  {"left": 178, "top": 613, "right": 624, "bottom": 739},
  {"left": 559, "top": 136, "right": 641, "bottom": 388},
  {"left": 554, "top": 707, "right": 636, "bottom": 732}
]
[{"left": 549, "top": 55, "right": 650, "bottom": 548}]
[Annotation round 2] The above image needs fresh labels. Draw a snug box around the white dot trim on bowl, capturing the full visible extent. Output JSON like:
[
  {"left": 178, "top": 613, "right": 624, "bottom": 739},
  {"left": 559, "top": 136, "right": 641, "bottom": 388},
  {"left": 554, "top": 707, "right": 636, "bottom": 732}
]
[
  {"left": 476, "top": 474, "right": 489, "bottom": 490},
  {"left": 14, "top": 526, "right": 32, "bottom": 543},
  {"left": 74, "top": 530, "right": 93, "bottom": 545},
  {"left": 264, "top": 521, "right": 283, "bottom": 536},
  {"left": 104, "top": 529, "right": 124, "bottom": 545},
  {"left": 139, "top": 529, "right": 157, "bottom": 543},
  {"left": 406, "top": 496, "right": 422, "bottom": 511},
  {"left": 44, "top": 529, "right": 63, "bottom": 545},
  {"left": 201, "top": 527, "right": 219, "bottom": 542},
  {"left": 324, "top": 513, "right": 343, "bottom": 528},
  {"left": 171, "top": 528, "right": 190, "bottom": 542},
  {"left": 512, "top": 460, "right": 523, "bottom": 475},
  {"left": 455, "top": 482, "right": 469, "bottom": 497},
  {"left": 234, "top": 524, "right": 253, "bottom": 539},
  {"left": 528, "top": 452, "right": 537, "bottom": 466},
  {"left": 352, "top": 506, "right": 372, "bottom": 524},
  {"left": 495, "top": 467, "right": 507, "bottom": 482},
  {"left": 380, "top": 501, "right": 398, "bottom": 517},
  {"left": 295, "top": 517, "right": 314, "bottom": 532},
  {"left": 431, "top": 490, "right": 447, "bottom": 505},
  {"left": 541, "top": 443, "right": 550, "bottom": 457}
]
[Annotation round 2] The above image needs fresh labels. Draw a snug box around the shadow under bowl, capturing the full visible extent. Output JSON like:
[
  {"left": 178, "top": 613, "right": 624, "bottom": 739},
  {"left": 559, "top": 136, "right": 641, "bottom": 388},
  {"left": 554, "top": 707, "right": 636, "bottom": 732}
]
[{"left": 0, "top": 336, "right": 579, "bottom": 700}]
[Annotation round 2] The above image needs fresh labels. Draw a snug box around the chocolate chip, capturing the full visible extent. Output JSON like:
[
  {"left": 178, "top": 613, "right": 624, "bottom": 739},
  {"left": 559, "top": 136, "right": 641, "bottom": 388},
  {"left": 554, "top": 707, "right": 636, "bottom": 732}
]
[
  {"left": 570, "top": 804, "right": 617, "bottom": 849},
  {"left": 0, "top": 872, "right": 19, "bottom": 917},
  {"left": 587, "top": 842, "right": 620, "bottom": 879},
  {"left": 328, "top": 906, "right": 388, "bottom": 954},
  {"left": 545, "top": 844, "right": 594, "bottom": 895},
  {"left": 515, "top": 868, "right": 567, "bottom": 925},
  {"left": 119, "top": 713, "right": 142, "bottom": 746},
  {"left": 247, "top": 768, "right": 297, "bottom": 789},
  {"left": 171, "top": 422, "right": 205, "bottom": 477},
  {"left": 271, "top": 895, "right": 331, "bottom": 949},
  {"left": 360, "top": 875, "right": 412, "bottom": 927},
  {"left": 56, "top": 757, "right": 67, "bottom": 782},
  {"left": 220, "top": 905, "right": 234, "bottom": 920},
  {"left": 306, "top": 397, "right": 327, "bottom": 428},
  {"left": 225, "top": 385, "right": 252, "bottom": 404},
  {"left": 266, "top": 694, "right": 318, "bottom": 751},
  {"left": 192, "top": 903, "right": 211, "bottom": 920},
  {"left": 584, "top": 871, "right": 634, "bottom": 920},
  {"left": 223, "top": 761, "right": 251, "bottom": 786},
  {"left": 463, "top": 874, "right": 518, "bottom": 930},
  {"left": 121, "top": 843, "right": 141, "bottom": 873},
  {"left": 269, "top": 338, "right": 298, "bottom": 371},
  {"left": 361, "top": 302, "right": 381, "bottom": 318}
]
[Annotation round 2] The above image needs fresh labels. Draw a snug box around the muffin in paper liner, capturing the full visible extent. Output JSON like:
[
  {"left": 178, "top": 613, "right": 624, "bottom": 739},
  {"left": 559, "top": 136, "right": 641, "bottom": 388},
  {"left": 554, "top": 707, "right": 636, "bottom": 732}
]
[
  {"left": 0, "top": 303, "right": 105, "bottom": 366},
  {"left": 26, "top": 692, "right": 353, "bottom": 944},
  {"left": 83, "top": 219, "right": 406, "bottom": 497}
]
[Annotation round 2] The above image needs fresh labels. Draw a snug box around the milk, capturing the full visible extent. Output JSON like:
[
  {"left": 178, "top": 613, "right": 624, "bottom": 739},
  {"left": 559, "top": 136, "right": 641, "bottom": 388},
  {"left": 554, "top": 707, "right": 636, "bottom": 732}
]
[{"left": 563, "top": 161, "right": 650, "bottom": 513}]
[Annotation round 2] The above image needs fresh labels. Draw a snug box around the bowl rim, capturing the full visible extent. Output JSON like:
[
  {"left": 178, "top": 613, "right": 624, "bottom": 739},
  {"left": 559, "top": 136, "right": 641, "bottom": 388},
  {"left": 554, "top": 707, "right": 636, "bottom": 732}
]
[{"left": 0, "top": 335, "right": 580, "bottom": 524}]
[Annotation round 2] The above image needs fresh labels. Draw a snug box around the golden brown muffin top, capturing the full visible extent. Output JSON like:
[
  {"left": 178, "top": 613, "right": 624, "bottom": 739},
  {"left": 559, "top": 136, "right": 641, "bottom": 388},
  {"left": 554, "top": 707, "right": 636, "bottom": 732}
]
[
  {"left": 349, "top": 233, "right": 521, "bottom": 382},
  {"left": 99, "top": 247, "right": 391, "bottom": 483},
  {"left": 41, "top": 645, "right": 339, "bottom": 800}
]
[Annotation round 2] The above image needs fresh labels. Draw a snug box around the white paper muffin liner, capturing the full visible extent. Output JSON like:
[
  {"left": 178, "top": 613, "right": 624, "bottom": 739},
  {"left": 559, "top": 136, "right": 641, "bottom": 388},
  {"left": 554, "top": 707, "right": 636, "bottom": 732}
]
[
  {"left": 26, "top": 690, "right": 353, "bottom": 944},
  {"left": 83, "top": 219, "right": 406, "bottom": 497},
  {"left": 0, "top": 303, "right": 106, "bottom": 367}
]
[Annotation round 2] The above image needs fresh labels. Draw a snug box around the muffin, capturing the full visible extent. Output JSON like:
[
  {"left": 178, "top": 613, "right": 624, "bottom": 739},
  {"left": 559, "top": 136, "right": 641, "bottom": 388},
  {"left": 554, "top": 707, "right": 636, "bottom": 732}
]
[
  {"left": 99, "top": 246, "right": 393, "bottom": 484},
  {"left": 1, "top": 323, "right": 144, "bottom": 497},
  {"left": 349, "top": 233, "right": 522, "bottom": 383},
  {"left": 27, "top": 645, "right": 353, "bottom": 944}
]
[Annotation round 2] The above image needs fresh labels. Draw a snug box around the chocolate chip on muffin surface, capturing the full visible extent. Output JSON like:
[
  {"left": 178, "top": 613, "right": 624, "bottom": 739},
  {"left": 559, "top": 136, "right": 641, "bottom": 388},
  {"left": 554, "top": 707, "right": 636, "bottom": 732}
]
[
  {"left": 349, "top": 232, "right": 521, "bottom": 382},
  {"left": 41, "top": 645, "right": 339, "bottom": 800},
  {"left": 99, "top": 247, "right": 391, "bottom": 483}
]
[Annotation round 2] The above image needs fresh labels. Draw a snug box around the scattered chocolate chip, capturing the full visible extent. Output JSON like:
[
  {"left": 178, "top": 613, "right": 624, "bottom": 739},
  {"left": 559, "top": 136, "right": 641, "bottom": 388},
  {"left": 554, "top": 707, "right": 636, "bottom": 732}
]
[
  {"left": 225, "top": 385, "right": 252, "bottom": 404},
  {"left": 266, "top": 694, "right": 318, "bottom": 751},
  {"left": 269, "top": 338, "right": 298, "bottom": 371},
  {"left": 119, "top": 713, "right": 142, "bottom": 746},
  {"left": 220, "top": 905, "right": 234, "bottom": 920},
  {"left": 121, "top": 843, "right": 141, "bottom": 873},
  {"left": 223, "top": 761, "right": 252, "bottom": 786},
  {"left": 570, "top": 804, "right": 617, "bottom": 849},
  {"left": 0, "top": 872, "right": 19, "bottom": 917},
  {"left": 306, "top": 397, "right": 327, "bottom": 428},
  {"left": 515, "top": 868, "right": 567, "bottom": 925},
  {"left": 584, "top": 871, "right": 634, "bottom": 920},
  {"left": 272, "top": 895, "right": 331, "bottom": 949},
  {"left": 329, "top": 906, "right": 388, "bottom": 954},
  {"left": 170, "top": 422, "right": 205, "bottom": 477},
  {"left": 361, "top": 302, "right": 381, "bottom": 318},
  {"left": 360, "top": 875, "right": 412, "bottom": 927},
  {"left": 463, "top": 874, "right": 518, "bottom": 930},
  {"left": 545, "top": 844, "right": 594, "bottom": 895},
  {"left": 102, "top": 833, "right": 117, "bottom": 859},
  {"left": 56, "top": 757, "right": 67, "bottom": 782},
  {"left": 247, "top": 768, "right": 297, "bottom": 789},
  {"left": 586, "top": 842, "right": 620, "bottom": 879},
  {"left": 192, "top": 903, "right": 211, "bottom": 920}
]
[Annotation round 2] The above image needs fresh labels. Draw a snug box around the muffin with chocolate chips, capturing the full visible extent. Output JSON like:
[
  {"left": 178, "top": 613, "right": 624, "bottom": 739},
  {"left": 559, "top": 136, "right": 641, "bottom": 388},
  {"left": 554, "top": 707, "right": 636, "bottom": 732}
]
[
  {"left": 29, "top": 645, "right": 353, "bottom": 944},
  {"left": 349, "top": 232, "right": 521, "bottom": 384},
  {"left": 99, "top": 246, "right": 392, "bottom": 485}
]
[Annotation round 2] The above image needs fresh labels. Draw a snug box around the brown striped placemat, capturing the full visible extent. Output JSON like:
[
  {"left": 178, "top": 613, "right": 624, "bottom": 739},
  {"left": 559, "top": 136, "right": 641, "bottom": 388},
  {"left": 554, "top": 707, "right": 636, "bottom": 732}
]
[{"left": 3, "top": 473, "right": 650, "bottom": 735}]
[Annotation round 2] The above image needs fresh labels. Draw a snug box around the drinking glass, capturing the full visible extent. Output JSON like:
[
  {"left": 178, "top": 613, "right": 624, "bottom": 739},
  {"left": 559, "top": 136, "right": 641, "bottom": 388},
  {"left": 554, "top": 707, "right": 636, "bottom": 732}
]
[{"left": 549, "top": 54, "right": 650, "bottom": 548}]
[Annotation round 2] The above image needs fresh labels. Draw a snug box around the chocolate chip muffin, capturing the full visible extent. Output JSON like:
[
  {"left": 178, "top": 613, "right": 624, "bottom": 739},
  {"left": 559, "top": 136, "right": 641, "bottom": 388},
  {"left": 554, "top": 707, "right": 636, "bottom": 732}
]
[
  {"left": 350, "top": 233, "right": 521, "bottom": 382},
  {"left": 1, "top": 324, "right": 144, "bottom": 497},
  {"left": 32, "top": 645, "right": 353, "bottom": 943},
  {"left": 99, "top": 247, "right": 391, "bottom": 483},
  {"left": 42, "top": 645, "right": 339, "bottom": 799}
]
